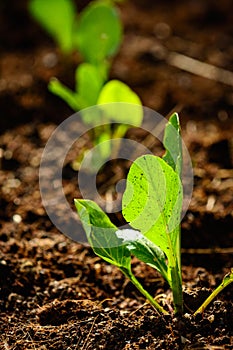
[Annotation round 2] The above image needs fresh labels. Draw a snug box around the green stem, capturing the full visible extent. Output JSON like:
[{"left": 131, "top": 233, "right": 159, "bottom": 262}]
[
  {"left": 48, "top": 79, "right": 83, "bottom": 111},
  {"left": 122, "top": 269, "right": 169, "bottom": 315},
  {"left": 167, "top": 227, "right": 183, "bottom": 314},
  {"left": 194, "top": 269, "right": 233, "bottom": 315},
  {"left": 169, "top": 260, "right": 183, "bottom": 314},
  {"left": 176, "top": 226, "right": 182, "bottom": 275},
  {"left": 173, "top": 226, "right": 183, "bottom": 314}
]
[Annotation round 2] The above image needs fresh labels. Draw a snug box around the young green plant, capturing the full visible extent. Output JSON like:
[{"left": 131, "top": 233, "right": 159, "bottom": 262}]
[
  {"left": 28, "top": 0, "right": 123, "bottom": 56},
  {"left": 75, "top": 113, "right": 233, "bottom": 315},
  {"left": 47, "top": 1, "right": 141, "bottom": 147},
  {"left": 75, "top": 112, "right": 183, "bottom": 314},
  {"left": 29, "top": 0, "right": 141, "bottom": 168},
  {"left": 48, "top": 0, "right": 124, "bottom": 110},
  {"left": 29, "top": 0, "right": 125, "bottom": 110}
]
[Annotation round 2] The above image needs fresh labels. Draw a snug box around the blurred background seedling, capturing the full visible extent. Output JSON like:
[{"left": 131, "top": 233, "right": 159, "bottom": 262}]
[{"left": 29, "top": 0, "right": 141, "bottom": 171}]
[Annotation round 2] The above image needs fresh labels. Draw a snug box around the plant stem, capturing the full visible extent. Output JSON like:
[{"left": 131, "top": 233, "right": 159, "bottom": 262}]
[
  {"left": 176, "top": 226, "right": 182, "bottom": 276},
  {"left": 167, "top": 226, "right": 183, "bottom": 315},
  {"left": 173, "top": 226, "right": 183, "bottom": 314},
  {"left": 194, "top": 269, "right": 233, "bottom": 315},
  {"left": 123, "top": 270, "right": 169, "bottom": 315},
  {"left": 169, "top": 260, "right": 183, "bottom": 315}
]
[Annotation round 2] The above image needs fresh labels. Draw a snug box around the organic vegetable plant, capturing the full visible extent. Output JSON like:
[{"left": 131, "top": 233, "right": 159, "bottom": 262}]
[
  {"left": 29, "top": 0, "right": 142, "bottom": 168},
  {"left": 75, "top": 113, "right": 233, "bottom": 315}
]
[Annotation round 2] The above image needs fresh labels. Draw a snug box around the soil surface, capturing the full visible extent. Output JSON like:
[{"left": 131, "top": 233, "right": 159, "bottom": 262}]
[{"left": 0, "top": 0, "right": 233, "bottom": 349}]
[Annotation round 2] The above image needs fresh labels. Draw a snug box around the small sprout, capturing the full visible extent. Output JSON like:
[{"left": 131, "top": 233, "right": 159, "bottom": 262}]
[
  {"left": 194, "top": 269, "right": 233, "bottom": 315},
  {"left": 75, "top": 113, "right": 233, "bottom": 315},
  {"left": 30, "top": 0, "right": 142, "bottom": 168}
]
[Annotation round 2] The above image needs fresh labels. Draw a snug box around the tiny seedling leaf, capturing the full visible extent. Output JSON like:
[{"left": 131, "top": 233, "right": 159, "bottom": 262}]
[
  {"left": 29, "top": 0, "right": 76, "bottom": 53},
  {"left": 74, "top": 1, "right": 122, "bottom": 64}
]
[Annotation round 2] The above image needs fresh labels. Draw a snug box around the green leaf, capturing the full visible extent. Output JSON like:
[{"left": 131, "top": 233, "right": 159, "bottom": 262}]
[
  {"left": 74, "top": 1, "right": 122, "bottom": 64},
  {"left": 122, "top": 154, "right": 183, "bottom": 313},
  {"left": 75, "top": 199, "right": 169, "bottom": 314},
  {"left": 162, "top": 113, "right": 182, "bottom": 176},
  {"left": 122, "top": 155, "right": 183, "bottom": 258},
  {"left": 74, "top": 199, "right": 131, "bottom": 269},
  {"left": 28, "top": 0, "right": 76, "bottom": 53},
  {"left": 48, "top": 78, "right": 84, "bottom": 111},
  {"left": 162, "top": 113, "right": 182, "bottom": 280},
  {"left": 116, "top": 229, "right": 169, "bottom": 283},
  {"left": 97, "top": 80, "right": 142, "bottom": 126},
  {"left": 75, "top": 63, "right": 105, "bottom": 108}
]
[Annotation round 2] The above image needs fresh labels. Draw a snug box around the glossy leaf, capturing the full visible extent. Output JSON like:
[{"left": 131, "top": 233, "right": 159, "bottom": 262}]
[
  {"left": 116, "top": 229, "right": 169, "bottom": 283},
  {"left": 162, "top": 112, "right": 182, "bottom": 176},
  {"left": 75, "top": 200, "right": 169, "bottom": 314},
  {"left": 162, "top": 113, "right": 183, "bottom": 305},
  {"left": 122, "top": 155, "right": 183, "bottom": 258},
  {"left": 74, "top": 199, "right": 131, "bottom": 269}
]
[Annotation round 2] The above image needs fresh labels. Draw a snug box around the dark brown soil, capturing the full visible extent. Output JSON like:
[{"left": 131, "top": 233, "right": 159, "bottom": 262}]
[{"left": 0, "top": 0, "right": 232, "bottom": 349}]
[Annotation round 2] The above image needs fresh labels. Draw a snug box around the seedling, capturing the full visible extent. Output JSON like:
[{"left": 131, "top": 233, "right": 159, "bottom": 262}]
[
  {"left": 29, "top": 0, "right": 126, "bottom": 111},
  {"left": 29, "top": 0, "right": 141, "bottom": 168},
  {"left": 46, "top": 0, "right": 140, "bottom": 136},
  {"left": 75, "top": 113, "right": 233, "bottom": 315}
]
